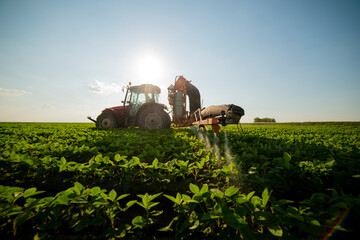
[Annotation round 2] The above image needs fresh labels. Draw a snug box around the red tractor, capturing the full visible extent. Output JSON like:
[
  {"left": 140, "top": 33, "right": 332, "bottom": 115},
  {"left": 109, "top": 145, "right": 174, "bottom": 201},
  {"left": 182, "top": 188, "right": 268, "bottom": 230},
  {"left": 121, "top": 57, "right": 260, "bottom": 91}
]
[
  {"left": 88, "top": 76, "right": 245, "bottom": 131},
  {"left": 88, "top": 82, "right": 171, "bottom": 129}
]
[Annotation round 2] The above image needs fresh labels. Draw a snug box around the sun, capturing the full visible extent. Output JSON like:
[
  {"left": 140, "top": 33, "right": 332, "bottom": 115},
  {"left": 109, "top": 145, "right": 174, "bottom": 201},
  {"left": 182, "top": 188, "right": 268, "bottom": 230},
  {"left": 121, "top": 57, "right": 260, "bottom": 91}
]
[{"left": 135, "top": 52, "right": 165, "bottom": 82}]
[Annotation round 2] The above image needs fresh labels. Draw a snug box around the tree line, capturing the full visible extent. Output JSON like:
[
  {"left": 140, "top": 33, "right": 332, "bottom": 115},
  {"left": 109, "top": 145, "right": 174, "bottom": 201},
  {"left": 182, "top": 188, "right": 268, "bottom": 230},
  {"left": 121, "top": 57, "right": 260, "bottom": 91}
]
[{"left": 254, "top": 117, "right": 276, "bottom": 123}]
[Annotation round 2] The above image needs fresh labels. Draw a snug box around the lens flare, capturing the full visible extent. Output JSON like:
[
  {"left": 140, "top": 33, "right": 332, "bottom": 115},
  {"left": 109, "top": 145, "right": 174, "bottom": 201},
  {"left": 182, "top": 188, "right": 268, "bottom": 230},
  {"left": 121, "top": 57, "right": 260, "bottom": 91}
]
[{"left": 135, "top": 52, "right": 164, "bottom": 82}]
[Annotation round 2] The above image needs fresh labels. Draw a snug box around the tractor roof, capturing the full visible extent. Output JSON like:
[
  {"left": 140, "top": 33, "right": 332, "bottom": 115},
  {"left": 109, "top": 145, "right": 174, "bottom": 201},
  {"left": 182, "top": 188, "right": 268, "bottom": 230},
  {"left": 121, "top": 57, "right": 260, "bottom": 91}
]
[{"left": 130, "top": 84, "right": 161, "bottom": 93}]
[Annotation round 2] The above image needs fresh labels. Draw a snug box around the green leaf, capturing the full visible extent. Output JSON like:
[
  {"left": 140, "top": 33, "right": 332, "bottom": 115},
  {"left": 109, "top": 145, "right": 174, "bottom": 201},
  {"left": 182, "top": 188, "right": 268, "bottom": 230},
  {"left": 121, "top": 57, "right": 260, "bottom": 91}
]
[
  {"left": 196, "top": 158, "right": 206, "bottom": 169},
  {"left": 200, "top": 184, "right": 209, "bottom": 195},
  {"left": 150, "top": 192, "right": 162, "bottom": 201},
  {"left": 176, "top": 193, "right": 182, "bottom": 204},
  {"left": 151, "top": 209, "right": 163, "bottom": 216},
  {"left": 114, "top": 154, "right": 121, "bottom": 161},
  {"left": 23, "top": 159, "right": 34, "bottom": 166},
  {"left": 246, "top": 191, "right": 255, "bottom": 200},
  {"left": 148, "top": 202, "right": 160, "bottom": 209},
  {"left": 109, "top": 189, "right": 117, "bottom": 201},
  {"left": 116, "top": 193, "right": 130, "bottom": 201},
  {"left": 33, "top": 233, "right": 41, "bottom": 240},
  {"left": 152, "top": 158, "right": 159, "bottom": 168},
  {"left": 124, "top": 200, "right": 137, "bottom": 210},
  {"left": 251, "top": 196, "right": 262, "bottom": 208},
  {"left": 132, "top": 156, "right": 140, "bottom": 164},
  {"left": 24, "top": 188, "right": 45, "bottom": 198},
  {"left": 91, "top": 186, "right": 101, "bottom": 196},
  {"left": 236, "top": 197, "right": 248, "bottom": 205},
  {"left": 74, "top": 182, "right": 84, "bottom": 194},
  {"left": 275, "top": 199, "right": 294, "bottom": 205},
  {"left": 127, "top": 200, "right": 137, "bottom": 207},
  {"left": 325, "top": 159, "right": 335, "bottom": 166},
  {"left": 261, "top": 188, "right": 271, "bottom": 207},
  {"left": 38, "top": 196, "right": 53, "bottom": 204},
  {"left": 3, "top": 150, "right": 10, "bottom": 157},
  {"left": 95, "top": 155, "right": 102, "bottom": 162},
  {"left": 136, "top": 202, "right": 145, "bottom": 209},
  {"left": 182, "top": 194, "right": 192, "bottom": 202},
  {"left": 254, "top": 211, "right": 267, "bottom": 221},
  {"left": 164, "top": 194, "right": 177, "bottom": 204},
  {"left": 132, "top": 216, "right": 146, "bottom": 229},
  {"left": 283, "top": 152, "right": 291, "bottom": 169},
  {"left": 309, "top": 219, "right": 321, "bottom": 226},
  {"left": 225, "top": 186, "right": 239, "bottom": 197},
  {"left": 142, "top": 193, "right": 149, "bottom": 207},
  {"left": 268, "top": 225, "right": 283, "bottom": 237},
  {"left": 211, "top": 188, "right": 224, "bottom": 198},
  {"left": 23, "top": 188, "right": 36, "bottom": 198},
  {"left": 59, "top": 164, "right": 67, "bottom": 172},
  {"left": 189, "top": 219, "right": 200, "bottom": 230},
  {"left": 224, "top": 213, "right": 247, "bottom": 230},
  {"left": 56, "top": 195, "right": 69, "bottom": 205},
  {"left": 189, "top": 183, "right": 199, "bottom": 194},
  {"left": 60, "top": 157, "right": 66, "bottom": 165}
]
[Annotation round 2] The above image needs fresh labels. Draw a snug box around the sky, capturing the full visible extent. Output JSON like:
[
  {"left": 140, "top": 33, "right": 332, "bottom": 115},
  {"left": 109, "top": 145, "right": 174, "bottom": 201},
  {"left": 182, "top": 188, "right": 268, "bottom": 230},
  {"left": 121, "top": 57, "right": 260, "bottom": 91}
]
[{"left": 0, "top": 0, "right": 359, "bottom": 123}]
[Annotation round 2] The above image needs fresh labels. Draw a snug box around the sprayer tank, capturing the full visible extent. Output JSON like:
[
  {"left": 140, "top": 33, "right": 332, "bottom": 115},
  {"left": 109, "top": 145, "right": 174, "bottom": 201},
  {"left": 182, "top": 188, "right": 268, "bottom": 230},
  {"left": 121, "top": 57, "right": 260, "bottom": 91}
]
[{"left": 174, "top": 91, "right": 184, "bottom": 117}]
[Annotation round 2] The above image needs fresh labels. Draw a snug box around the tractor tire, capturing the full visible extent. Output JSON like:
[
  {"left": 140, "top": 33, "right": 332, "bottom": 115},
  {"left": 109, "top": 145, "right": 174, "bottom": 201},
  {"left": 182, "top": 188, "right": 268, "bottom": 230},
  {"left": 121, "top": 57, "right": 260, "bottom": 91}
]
[
  {"left": 96, "top": 112, "right": 118, "bottom": 129},
  {"left": 138, "top": 106, "right": 171, "bottom": 129},
  {"left": 162, "top": 110, "right": 171, "bottom": 129}
]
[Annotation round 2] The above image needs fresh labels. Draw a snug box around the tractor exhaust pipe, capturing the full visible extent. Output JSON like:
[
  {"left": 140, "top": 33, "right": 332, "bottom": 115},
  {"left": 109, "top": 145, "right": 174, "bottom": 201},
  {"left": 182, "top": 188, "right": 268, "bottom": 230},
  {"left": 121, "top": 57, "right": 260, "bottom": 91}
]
[{"left": 87, "top": 116, "right": 97, "bottom": 123}]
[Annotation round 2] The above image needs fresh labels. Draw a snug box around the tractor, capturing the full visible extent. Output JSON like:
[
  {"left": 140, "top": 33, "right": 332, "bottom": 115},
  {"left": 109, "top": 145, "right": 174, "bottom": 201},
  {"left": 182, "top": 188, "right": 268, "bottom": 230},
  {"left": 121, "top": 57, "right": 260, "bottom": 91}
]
[
  {"left": 88, "top": 76, "right": 245, "bottom": 132},
  {"left": 88, "top": 82, "right": 171, "bottom": 129}
]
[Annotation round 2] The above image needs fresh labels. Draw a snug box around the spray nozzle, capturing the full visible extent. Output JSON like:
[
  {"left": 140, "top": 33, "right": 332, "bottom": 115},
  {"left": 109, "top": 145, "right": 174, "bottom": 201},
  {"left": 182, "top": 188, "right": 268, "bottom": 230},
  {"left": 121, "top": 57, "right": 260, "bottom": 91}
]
[{"left": 218, "top": 110, "right": 227, "bottom": 126}]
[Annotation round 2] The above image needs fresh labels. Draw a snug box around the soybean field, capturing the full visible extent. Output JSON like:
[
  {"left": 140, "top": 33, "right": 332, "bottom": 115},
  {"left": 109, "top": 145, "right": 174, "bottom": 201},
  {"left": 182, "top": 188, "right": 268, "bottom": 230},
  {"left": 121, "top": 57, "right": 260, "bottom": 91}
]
[{"left": 0, "top": 122, "right": 359, "bottom": 239}]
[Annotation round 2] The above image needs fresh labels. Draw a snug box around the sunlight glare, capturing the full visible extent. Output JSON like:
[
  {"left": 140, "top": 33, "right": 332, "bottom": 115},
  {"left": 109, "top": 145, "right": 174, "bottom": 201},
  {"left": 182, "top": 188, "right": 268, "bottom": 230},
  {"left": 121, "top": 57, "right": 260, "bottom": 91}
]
[{"left": 135, "top": 52, "right": 165, "bottom": 82}]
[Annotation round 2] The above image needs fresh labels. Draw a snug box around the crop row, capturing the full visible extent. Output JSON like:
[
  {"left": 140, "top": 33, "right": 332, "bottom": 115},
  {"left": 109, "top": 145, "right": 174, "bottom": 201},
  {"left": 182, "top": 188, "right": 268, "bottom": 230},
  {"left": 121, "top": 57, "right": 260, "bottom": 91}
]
[
  {"left": 0, "top": 122, "right": 359, "bottom": 239},
  {"left": 3, "top": 179, "right": 356, "bottom": 239}
]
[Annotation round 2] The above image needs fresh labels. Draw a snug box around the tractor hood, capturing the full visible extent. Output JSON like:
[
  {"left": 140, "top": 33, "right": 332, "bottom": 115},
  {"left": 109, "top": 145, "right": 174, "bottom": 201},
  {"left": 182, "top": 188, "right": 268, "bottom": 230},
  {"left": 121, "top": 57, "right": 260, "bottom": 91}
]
[{"left": 102, "top": 106, "right": 126, "bottom": 113}]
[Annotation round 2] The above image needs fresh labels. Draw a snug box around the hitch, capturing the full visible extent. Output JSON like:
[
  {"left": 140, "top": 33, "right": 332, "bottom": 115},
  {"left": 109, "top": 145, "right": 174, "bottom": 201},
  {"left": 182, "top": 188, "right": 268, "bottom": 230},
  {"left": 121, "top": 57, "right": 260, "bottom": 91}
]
[
  {"left": 87, "top": 116, "right": 97, "bottom": 123},
  {"left": 192, "top": 108, "right": 224, "bottom": 133}
]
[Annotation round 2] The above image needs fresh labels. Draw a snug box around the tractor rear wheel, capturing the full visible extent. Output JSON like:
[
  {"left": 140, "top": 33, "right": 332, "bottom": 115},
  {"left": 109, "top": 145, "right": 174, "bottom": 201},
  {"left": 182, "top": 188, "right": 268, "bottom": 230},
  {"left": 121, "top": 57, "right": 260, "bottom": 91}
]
[
  {"left": 138, "top": 107, "right": 170, "bottom": 129},
  {"left": 96, "top": 112, "right": 118, "bottom": 129}
]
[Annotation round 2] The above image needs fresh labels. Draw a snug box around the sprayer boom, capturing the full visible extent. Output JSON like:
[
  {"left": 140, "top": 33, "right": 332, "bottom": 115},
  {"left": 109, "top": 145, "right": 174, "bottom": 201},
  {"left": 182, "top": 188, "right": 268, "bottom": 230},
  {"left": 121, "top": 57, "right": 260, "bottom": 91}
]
[{"left": 167, "top": 76, "right": 245, "bottom": 132}]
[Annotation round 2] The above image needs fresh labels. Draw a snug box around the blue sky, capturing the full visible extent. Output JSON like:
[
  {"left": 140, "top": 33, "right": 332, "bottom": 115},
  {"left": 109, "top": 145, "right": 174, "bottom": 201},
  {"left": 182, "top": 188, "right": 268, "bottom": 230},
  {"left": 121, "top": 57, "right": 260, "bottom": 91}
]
[{"left": 0, "top": 0, "right": 359, "bottom": 122}]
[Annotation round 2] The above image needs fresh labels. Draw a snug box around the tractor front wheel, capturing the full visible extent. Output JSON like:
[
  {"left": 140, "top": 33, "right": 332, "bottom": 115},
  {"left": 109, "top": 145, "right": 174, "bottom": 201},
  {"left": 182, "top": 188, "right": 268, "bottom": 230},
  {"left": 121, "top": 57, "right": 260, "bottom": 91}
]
[
  {"left": 96, "top": 112, "right": 118, "bottom": 129},
  {"left": 138, "top": 107, "right": 170, "bottom": 129}
]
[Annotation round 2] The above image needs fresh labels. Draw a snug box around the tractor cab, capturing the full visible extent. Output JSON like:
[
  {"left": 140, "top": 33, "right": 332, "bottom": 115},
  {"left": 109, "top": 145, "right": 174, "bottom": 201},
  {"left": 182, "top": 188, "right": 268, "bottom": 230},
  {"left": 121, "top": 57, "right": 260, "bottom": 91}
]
[{"left": 127, "top": 84, "right": 161, "bottom": 116}]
